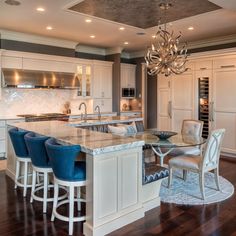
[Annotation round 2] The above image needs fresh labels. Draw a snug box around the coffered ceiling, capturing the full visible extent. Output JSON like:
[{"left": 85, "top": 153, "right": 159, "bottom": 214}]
[
  {"left": 0, "top": 0, "right": 236, "bottom": 53},
  {"left": 69, "top": 0, "right": 220, "bottom": 29}
]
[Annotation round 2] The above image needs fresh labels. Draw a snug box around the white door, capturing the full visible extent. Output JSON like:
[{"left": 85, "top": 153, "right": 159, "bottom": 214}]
[
  {"left": 171, "top": 72, "right": 195, "bottom": 132},
  {"left": 157, "top": 75, "right": 171, "bottom": 130},
  {"left": 212, "top": 68, "right": 236, "bottom": 154}
]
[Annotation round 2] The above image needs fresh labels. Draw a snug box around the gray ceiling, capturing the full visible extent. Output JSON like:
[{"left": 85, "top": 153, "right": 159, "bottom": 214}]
[{"left": 69, "top": 0, "right": 221, "bottom": 29}]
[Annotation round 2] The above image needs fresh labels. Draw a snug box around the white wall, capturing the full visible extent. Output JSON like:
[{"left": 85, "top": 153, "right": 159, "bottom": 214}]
[{"left": 0, "top": 88, "right": 93, "bottom": 116}]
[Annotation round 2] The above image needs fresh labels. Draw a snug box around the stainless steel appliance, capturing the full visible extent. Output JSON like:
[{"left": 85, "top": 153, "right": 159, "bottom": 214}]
[
  {"left": 17, "top": 113, "right": 69, "bottom": 122},
  {"left": 122, "top": 88, "right": 135, "bottom": 98}
]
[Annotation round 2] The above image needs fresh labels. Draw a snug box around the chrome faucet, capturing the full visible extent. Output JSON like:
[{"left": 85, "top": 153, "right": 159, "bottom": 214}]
[
  {"left": 94, "top": 105, "right": 101, "bottom": 120},
  {"left": 79, "top": 102, "right": 87, "bottom": 122}
]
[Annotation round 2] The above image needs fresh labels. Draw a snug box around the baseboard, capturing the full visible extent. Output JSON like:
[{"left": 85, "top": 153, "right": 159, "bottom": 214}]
[
  {"left": 83, "top": 207, "right": 144, "bottom": 236},
  {"left": 143, "top": 197, "right": 161, "bottom": 212}
]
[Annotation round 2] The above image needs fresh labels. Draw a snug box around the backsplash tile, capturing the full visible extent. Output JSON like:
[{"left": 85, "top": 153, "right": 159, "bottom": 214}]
[{"left": 0, "top": 89, "right": 93, "bottom": 116}]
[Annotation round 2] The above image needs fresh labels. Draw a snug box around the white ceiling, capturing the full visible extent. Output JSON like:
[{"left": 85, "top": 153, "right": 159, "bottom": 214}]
[{"left": 0, "top": 0, "right": 236, "bottom": 53}]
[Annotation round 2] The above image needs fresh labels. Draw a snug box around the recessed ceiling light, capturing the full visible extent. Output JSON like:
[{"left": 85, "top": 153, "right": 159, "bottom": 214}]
[
  {"left": 119, "top": 27, "right": 125, "bottom": 31},
  {"left": 4, "top": 0, "right": 20, "bottom": 6},
  {"left": 188, "top": 26, "right": 194, "bottom": 31},
  {"left": 46, "top": 26, "right": 53, "bottom": 30},
  {"left": 124, "top": 42, "right": 129, "bottom": 45},
  {"left": 37, "top": 7, "right": 45, "bottom": 12},
  {"left": 90, "top": 35, "right": 95, "bottom": 38},
  {"left": 152, "top": 35, "right": 156, "bottom": 38},
  {"left": 85, "top": 19, "right": 92, "bottom": 23}
]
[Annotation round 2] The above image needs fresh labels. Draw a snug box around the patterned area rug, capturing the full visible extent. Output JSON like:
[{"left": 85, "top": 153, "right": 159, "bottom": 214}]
[{"left": 160, "top": 171, "right": 234, "bottom": 205}]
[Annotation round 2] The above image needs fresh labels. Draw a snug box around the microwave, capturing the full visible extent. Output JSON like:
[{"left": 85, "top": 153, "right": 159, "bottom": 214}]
[{"left": 122, "top": 88, "right": 136, "bottom": 98}]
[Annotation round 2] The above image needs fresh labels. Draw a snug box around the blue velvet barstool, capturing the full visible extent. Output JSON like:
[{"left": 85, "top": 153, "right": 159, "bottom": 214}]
[
  {"left": 24, "top": 132, "right": 54, "bottom": 213},
  {"left": 45, "top": 138, "right": 86, "bottom": 235},
  {"left": 8, "top": 127, "right": 32, "bottom": 197}
]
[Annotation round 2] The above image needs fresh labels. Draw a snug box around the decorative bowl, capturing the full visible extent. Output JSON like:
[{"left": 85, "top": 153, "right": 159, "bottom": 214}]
[{"left": 152, "top": 131, "right": 177, "bottom": 140}]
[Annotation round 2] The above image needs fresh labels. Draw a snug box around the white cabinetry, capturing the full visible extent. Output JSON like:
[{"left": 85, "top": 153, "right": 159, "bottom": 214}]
[
  {"left": 93, "top": 62, "right": 113, "bottom": 99},
  {"left": 0, "top": 120, "right": 6, "bottom": 158},
  {"left": 121, "top": 63, "right": 136, "bottom": 88},
  {"left": 76, "top": 64, "right": 92, "bottom": 98},
  {"left": 157, "top": 66, "right": 195, "bottom": 131},
  {"left": 1, "top": 55, "right": 23, "bottom": 69},
  {"left": 23, "top": 58, "right": 76, "bottom": 73},
  {"left": 93, "top": 99, "right": 112, "bottom": 112},
  {"left": 211, "top": 58, "right": 236, "bottom": 154}
]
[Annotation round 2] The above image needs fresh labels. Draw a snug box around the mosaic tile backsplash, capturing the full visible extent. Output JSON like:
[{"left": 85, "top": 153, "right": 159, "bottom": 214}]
[{"left": 0, "top": 89, "right": 93, "bottom": 116}]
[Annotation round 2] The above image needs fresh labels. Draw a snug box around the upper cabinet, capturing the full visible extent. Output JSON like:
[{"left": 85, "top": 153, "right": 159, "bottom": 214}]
[
  {"left": 121, "top": 63, "right": 136, "bottom": 88},
  {"left": 93, "top": 61, "right": 113, "bottom": 99},
  {"left": 1, "top": 55, "right": 23, "bottom": 69},
  {"left": 76, "top": 64, "right": 92, "bottom": 97}
]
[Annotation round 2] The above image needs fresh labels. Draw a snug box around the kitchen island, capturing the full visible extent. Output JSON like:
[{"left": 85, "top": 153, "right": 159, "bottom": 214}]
[{"left": 7, "top": 118, "right": 147, "bottom": 236}]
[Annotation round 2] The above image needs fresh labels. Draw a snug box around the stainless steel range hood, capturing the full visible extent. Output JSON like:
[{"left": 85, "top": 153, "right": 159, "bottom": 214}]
[{"left": 1, "top": 68, "right": 80, "bottom": 89}]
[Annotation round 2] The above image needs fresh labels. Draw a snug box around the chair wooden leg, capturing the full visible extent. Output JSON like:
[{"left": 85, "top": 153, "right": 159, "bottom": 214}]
[
  {"left": 214, "top": 168, "right": 221, "bottom": 191},
  {"left": 199, "top": 172, "right": 205, "bottom": 200},
  {"left": 51, "top": 182, "right": 59, "bottom": 222},
  {"left": 43, "top": 172, "right": 48, "bottom": 213},
  {"left": 15, "top": 160, "right": 20, "bottom": 189},
  {"left": 183, "top": 170, "right": 187, "bottom": 181},
  {"left": 168, "top": 167, "right": 173, "bottom": 188},
  {"left": 23, "top": 161, "right": 28, "bottom": 197},
  {"left": 30, "top": 170, "right": 36, "bottom": 203},
  {"left": 69, "top": 185, "right": 75, "bottom": 235}
]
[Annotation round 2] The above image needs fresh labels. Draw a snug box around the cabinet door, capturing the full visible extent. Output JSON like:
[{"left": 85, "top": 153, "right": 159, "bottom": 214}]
[
  {"left": 76, "top": 64, "right": 92, "bottom": 97},
  {"left": 171, "top": 72, "right": 195, "bottom": 132},
  {"left": 121, "top": 64, "right": 136, "bottom": 88},
  {"left": 93, "top": 65, "right": 112, "bottom": 99},
  {"left": 157, "top": 75, "right": 171, "bottom": 130},
  {"left": 212, "top": 69, "right": 236, "bottom": 153},
  {"left": 93, "top": 99, "right": 112, "bottom": 112}
]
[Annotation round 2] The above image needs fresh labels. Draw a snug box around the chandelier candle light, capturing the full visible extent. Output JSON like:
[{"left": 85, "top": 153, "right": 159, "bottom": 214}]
[{"left": 145, "top": 1, "right": 188, "bottom": 77}]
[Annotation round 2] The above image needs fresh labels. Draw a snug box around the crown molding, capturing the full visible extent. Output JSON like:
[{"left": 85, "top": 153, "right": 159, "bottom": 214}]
[
  {"left": 106, "top": 47, "right": 123, "bottom": 55},
  {"left": 0, "top": 29, "right": 78, "bottom": 49},
  {"left": 129, "top": 34, "right": 236, "bottom": 59},
  {"left": 75, "top": 44, "right": 106, "bottom": 55}
]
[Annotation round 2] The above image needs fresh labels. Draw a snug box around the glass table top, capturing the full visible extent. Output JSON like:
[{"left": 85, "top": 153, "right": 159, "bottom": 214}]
[{"left": 134, "top": 131, "right": 206, "bottom": 148}]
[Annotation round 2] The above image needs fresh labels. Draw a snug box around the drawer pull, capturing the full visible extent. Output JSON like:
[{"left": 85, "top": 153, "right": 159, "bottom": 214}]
[
  {"left": 220, "top": 65, "right": 235, "bottom": 68},
  {"left": 200, "top": 67, "right": 207, "bottom": 70}
]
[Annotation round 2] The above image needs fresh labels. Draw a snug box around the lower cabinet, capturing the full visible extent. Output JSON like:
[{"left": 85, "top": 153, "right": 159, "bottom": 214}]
[
  {"left": 0, "top": 121, "right": 6, "bottom": 158},
  {"left": 93, "top": 99, "right": 112, "bottom": 112}
]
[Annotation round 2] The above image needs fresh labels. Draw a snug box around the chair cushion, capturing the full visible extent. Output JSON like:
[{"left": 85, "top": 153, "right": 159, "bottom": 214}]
[
  {"left": 169, "top": 155, "right": 202, "bottom": 170},
  {"left": 182, "top": 121, "right": 202, "bottom": 136},
  {"left": 169, "top": 147, "right": 201, "bottom": 156},
  {"left": 108, "top": 123, "right": 137, "bottom": 136},
  {"left": 143, "top": 164, "right": 169, "bottom": 185}
]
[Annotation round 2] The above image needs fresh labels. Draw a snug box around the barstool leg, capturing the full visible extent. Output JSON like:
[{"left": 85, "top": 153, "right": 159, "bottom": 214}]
[
  {"left": 30, "top": 169, "right": 36, "bottom": 203},
  {"left": 77, "top": 187, "right": 81, "bottom": 211},
  {"left": 69, "top": 185, "right": 74, "bottom": 235},
  {"left": 23, "top": 161, "right": 28, "bottom": 197},
  {"left": 43, "top": 172, "right": 48, "bottom": 213},
  {"left": 51, "top": 182, "right": 59, "bottom": 222},
  {"left": 15, "top": 160, "right": 20, "bottom": 189}
]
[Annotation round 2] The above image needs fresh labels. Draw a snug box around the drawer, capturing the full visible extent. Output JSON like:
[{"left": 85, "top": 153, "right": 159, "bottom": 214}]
[
  {"left": 195, "top": 60, "right": 212, "bottom": 70},
  {"left": 0, "top": 128, "right": 6, "bottom": 139},
  {"left": 213, "top": 58, "right": 236, "bottom": 69},
  {"left": 0, "top": 140, "right": 6, "bottom": 153},
  {"left": 0, "top": 120, "right": 6, "bottom": 127}
]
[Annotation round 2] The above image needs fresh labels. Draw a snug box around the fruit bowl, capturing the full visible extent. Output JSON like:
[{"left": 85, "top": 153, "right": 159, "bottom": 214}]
[{"left": 152, "top": 131, "right": 177, "bottom": 140}]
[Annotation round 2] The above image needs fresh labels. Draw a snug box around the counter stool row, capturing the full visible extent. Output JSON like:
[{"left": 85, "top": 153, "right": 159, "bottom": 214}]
[{"left": 8, "top": 127, "right": 86, "bottom": 235}]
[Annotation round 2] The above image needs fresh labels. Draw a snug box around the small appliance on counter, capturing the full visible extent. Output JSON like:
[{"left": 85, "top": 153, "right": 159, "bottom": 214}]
[{"left": 63, "top": 101, "right": 71, "bottom": 114}]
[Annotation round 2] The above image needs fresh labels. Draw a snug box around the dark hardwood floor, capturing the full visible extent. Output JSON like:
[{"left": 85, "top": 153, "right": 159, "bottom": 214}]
[{"left": 0, "top": 156, "right": 235, "bottom": 236}]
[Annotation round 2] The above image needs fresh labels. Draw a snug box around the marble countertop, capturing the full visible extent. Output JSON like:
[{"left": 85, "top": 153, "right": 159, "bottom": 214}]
[
  {"left": 0, "top": 115, "right": 25, "bottom": 121},
  {"left": 11, "top": 120, "right": 144, "bottom": 155},
  {"left": 67, "top": 115, "right": 143, "bottom": 127}
]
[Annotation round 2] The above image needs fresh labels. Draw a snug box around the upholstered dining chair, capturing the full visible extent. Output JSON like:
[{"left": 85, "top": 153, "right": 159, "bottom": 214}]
[
  {"left": 170, "top": 119, "right": 204, "bottom": 156},
  {"left": 168, "top": 129, "right": 225, "bottom": 200}
]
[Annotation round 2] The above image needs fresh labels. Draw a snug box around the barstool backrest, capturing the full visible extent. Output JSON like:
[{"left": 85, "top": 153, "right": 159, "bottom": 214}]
[
  {"left": 24, "top": 132, "right": 50, "bottom": 168},
  {"left": 45, "top": 138, "right": 81, "bottom": 181},
  {"left": 8, "top": 127, "right": 29, "bottom": 157}
]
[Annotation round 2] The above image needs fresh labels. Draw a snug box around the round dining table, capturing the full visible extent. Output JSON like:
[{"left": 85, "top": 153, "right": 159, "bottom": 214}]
[{"left": 135, "top": 130, "right": 206, "bottom": 166}]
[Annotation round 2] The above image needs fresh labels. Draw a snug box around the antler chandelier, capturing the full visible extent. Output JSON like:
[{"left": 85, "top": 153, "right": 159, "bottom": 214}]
[{"left": 145, "top": 1, "right": 188, "bottom": 77}]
